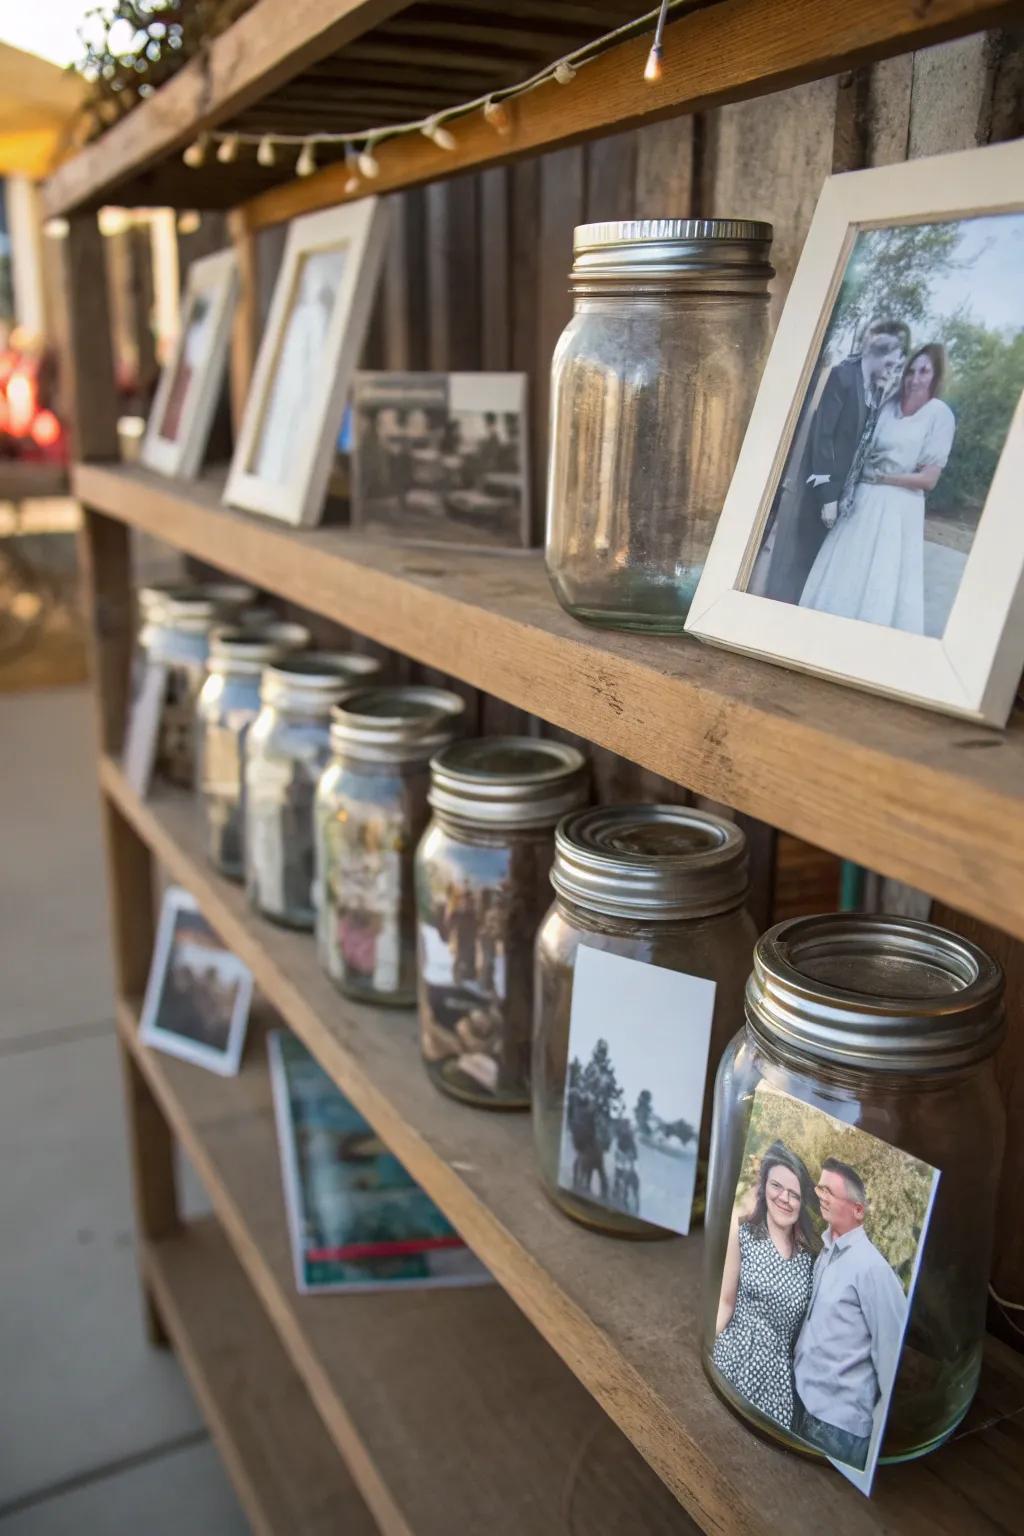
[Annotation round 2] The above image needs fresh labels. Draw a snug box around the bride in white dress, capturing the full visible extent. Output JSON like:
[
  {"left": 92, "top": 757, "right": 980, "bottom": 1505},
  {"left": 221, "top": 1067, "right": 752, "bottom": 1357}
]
[{"left": 799, "top": 345, "right": 956, "bottom": 634}]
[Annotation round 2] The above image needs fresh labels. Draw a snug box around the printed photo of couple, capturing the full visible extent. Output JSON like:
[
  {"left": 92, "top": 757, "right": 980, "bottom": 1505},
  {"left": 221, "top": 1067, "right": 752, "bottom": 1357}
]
[
  {"left": 751, "top": 210, "right": 1024, "bottom": 637},
  {"left": 712, "top": 1084, "right": 938, "bottom": 1494}
]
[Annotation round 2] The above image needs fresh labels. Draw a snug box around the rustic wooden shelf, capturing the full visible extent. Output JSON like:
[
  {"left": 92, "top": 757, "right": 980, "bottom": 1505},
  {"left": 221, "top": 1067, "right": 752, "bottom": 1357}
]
[
  {"left": 123, "top": 1003, "right": 691, "bottom": 1536},
  {"left": 104, "top": 758, "right": 1024, "bottom": 1536},
  {"left": 43, "top": 0, "right": 1019, "bottom": 222},
  {"left": 79, "top": 460, "right": 1024, "bottom": 940},
  {"left": 143, "top": 1220, "right": 377, "bottom": 1536}
]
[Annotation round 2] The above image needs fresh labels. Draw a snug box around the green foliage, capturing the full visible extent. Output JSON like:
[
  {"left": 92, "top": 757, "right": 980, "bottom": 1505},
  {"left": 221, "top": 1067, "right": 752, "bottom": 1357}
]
[
  {"left": 826, "top": 223, "right": 965, "bottom": 351},
  {"left": 581, "top": 1039, "right": 623, "bottom": 1121},
  {"left": 736, "top": 1089, "right": 935, "bottom": 1289},
  {"left": 931, "top": 320, "right": 1024, "bottom": 516}
]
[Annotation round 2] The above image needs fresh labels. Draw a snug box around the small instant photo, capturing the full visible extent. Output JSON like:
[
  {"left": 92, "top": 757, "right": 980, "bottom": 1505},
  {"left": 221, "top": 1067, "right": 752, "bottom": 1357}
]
[
  {"left": 139, "top": 888, "right": 253, "bottom": 1076},
  {"left": 557, "top": 944, "right": 715, "bottom": 1236},
  {"left": 351, "top": 371, "right": 530, "bottom": 549},
  {"left": 225, "top": 200, "right": 389, "bottom": 527},
  {"left": 687, "top": 138, "right": 1024, "bottom": 724},
  {"left": 710, "top": 1083, "right": 939, "bottom": 1497},
  {"left": 141, "top": 248, "right": 237, "bottom": 479}
]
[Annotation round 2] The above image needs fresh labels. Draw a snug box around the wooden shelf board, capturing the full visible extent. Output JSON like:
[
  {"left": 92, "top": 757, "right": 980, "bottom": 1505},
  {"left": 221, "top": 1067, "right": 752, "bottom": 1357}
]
[
  {"left": 43, "top": 0, "right": 1019, "bottom": 222},
  {"left": 80, "top": 460, "right": 1024, "bottom": 940},
  {"left": 124, "top": 1005, "right": 693, "bottom": 1536},
  {"left": 143, "top": 1219, "right": 377, "bottom": 1536},
  {"left": 105, "top": 759, "right": 1024, "bottom": 1536}
]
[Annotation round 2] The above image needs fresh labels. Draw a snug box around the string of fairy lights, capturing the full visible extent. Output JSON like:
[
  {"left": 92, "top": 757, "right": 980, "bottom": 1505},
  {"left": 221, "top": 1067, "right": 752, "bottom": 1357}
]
[{"left": 182, "top": 0, "right": 680, "bottom": 189}]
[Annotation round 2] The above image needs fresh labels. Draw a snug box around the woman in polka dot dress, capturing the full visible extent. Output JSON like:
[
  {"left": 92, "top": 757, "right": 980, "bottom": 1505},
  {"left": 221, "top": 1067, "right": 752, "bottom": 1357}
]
[{"left": 712, "top": 1142, "right": 819, "bottom": 1431}]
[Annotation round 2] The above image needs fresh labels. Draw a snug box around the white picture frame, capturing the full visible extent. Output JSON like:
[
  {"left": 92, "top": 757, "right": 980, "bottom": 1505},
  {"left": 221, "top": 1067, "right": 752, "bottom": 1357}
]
[
  {"left": 139, "top": 887, "right": 253, "bottom": 1076},
  {"left": 686, "top": 139, "right": 1024, "bottom": 725},
  {"left": 224, "top": 199, "right": 389, "bottom": 527},
  {"left": 141, "top": 248, "right": 237, "bottom": 479}
]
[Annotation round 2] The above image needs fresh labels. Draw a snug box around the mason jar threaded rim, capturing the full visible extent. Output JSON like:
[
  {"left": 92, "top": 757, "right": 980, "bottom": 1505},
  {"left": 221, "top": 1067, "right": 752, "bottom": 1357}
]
[
  {"left": 746, "top": 913, "right": 1005, "bottom": 1073},
  {"left": 551, "top": 803, "right": 749, "bottom": 919},
  {"left": 570, "top": 218, "right": 775, "bottom": 294},
  {"left": 429, "top": 736, "right": 588, "bottom": 828},
  {"left": 330, "top": 685, "right": 465, "bottom": 764},
  {"left": 260, "top": 651, "right": 378, "bottom": 712}
]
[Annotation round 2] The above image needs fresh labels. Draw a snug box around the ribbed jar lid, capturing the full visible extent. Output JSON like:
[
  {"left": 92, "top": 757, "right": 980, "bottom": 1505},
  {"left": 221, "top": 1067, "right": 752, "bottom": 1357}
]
[
  {"left": 330, "top": 685, "right": 465, "bottom": 764},
  {"left": 139, "top": 580, "right": 255, "bottom": 624},
  {"left": 260, "top": 651, "right": 379, "bottom": 712},
  {"left": 429, "top": 737, "right": 588, "bottom": 828},
  {"left": 142, "top": 587, "right": 221, "bottom": 634},
  {"left": 208, "top": 627, "right": 295, "bottom": 676},
  {"left": 551, "top": 804, "right": 748, "bottom": 919},
  {"left": 571, "top": 217, "right": 775, "bottom": 292},
  {"left": 746, "top": 914, "right": 1005, "bottom": 1073}
]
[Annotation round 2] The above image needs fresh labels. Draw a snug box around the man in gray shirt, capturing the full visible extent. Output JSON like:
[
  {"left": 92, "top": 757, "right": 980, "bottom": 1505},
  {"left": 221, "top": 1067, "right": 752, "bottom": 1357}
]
[{"left": 793, "top": 1158, "right": 908, "bottom": 1470}]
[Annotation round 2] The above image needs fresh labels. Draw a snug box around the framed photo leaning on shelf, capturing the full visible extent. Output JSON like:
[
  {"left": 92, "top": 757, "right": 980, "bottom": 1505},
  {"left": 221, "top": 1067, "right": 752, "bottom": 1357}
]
[
  {"left": 225, "top": 199, "right": 389, "bottom": 527},
  {"left": 139, "top": 887, "right": 253, "bottom": 1076},
  {"left": 141, "top": 247, "right": 237, "bottom": 479},
  {"left": 686, "top": 139, "right": 1024, "bottom": 725}
]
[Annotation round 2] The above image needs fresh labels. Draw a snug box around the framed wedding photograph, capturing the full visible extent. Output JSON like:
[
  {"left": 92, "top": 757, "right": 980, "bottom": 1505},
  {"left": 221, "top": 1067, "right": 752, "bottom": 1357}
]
[
  {"left": 139, "top": 887, "right": 253, "bottom": 1076},
  {"left": 351, "top": 372, "right": 530, "bottom": 548},
  {"left": 224, "top": 200, "right": 389, "bottom": 526},
  {"left": 709, "top": 1084, "right": 938, "bottom": 1497},
  {"left": 686, "top": 139, "right": 1024, "bottom": 725},
  {"left": 141, "top": 248, "right": 236, "bottom": 479}
]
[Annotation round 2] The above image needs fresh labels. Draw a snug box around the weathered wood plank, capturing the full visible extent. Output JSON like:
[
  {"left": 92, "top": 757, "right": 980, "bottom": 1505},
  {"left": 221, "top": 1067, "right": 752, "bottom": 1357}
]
[
  {"left": 74, "top": 461, "right": 1024, "bottom": 940},
  {"left": 235, "top": 0, "right": 1020, "bottom": 231}
]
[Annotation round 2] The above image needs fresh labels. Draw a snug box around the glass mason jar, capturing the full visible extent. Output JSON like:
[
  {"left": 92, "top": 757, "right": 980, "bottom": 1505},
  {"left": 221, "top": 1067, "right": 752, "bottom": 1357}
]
[
  {"left": 244, "top": 651, "right": 380, "bottom": 928},
  {"left": 702, "top": 914, "right": 1005, "bottom": 1466},
  {"left": 533, "top": 805, "right": 754, "bottom": 1238},
  {"left": 546, "top": 219, "right": 774, "bottom": 632},
  {"left": 195, "top": 623, "right": 310, "bottom": 880},
  {"left": 314, "top": 685, "right": 465, "bottom": 1006},
  {"left": 416, "top": 737, "right": 589, "bottom": 1109},
  {"left": 139, "top": 588, "right": 226, "bottom": 787}
]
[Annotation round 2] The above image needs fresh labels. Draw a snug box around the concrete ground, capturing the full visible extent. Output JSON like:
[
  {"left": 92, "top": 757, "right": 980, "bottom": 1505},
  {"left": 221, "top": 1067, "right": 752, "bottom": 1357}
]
[{"left": 0, "top": 686, "right": 248, "bottom": 1533}]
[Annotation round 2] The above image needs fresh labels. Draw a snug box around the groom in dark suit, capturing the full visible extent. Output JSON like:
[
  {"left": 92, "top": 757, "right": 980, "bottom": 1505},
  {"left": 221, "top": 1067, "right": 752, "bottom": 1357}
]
[{"left": 763, "top": 319, "right": 910, "bottom": 604}]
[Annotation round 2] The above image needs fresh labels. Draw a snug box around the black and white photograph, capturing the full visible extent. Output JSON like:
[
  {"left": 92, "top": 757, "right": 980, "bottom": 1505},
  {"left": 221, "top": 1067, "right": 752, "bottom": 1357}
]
[
  {"left": 711, "top": 1084, "right": 939, "bottom": 1496},
  {"left": 750, "top": 210, "right": 1024, "bottom": 638},
  {"left": 139, "top": 887, "right": 253, "bottom": 1076},
  {"left": 352, "top": 372, "right": 529, "bottom": 548},
  {"left": 557, "top": 945, "right": 716, "bottom": 1236}
]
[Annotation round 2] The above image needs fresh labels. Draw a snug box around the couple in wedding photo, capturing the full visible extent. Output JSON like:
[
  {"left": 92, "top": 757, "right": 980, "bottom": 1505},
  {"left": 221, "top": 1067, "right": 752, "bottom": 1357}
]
[
  {"left": 712, "top": 1141, "right": 909, "bottom": 1472},
  {"left": 758, "top": 317, "right": 956, "bottom": 634}
]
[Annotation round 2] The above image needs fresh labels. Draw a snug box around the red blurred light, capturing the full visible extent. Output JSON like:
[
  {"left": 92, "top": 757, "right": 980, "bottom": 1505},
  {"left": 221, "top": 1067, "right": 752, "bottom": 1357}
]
[
  {"left": 31, "top": 409, "right": 62, "bottom": 448},
  {"left": 6, "top": 371, "right": 36, "bottom": 437}
]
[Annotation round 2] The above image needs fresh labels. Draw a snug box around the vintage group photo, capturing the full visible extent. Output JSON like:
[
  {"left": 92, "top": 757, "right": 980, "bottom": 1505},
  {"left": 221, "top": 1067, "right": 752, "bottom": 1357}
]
[
  {"left": 712, "top": 1084, "right": 939, "bottom": 1493},
  {"left": 352, "top": 371, "right": 529, "bottom": 548},
  {"left": 139, "top": 887, "right": 253, "bottom": 1075},
  {"left": 557, "top": 946, "right": 715, "bottom": 1236},
  {"left": 750, "top": 209, "right": 1024, "bottom": 638}
]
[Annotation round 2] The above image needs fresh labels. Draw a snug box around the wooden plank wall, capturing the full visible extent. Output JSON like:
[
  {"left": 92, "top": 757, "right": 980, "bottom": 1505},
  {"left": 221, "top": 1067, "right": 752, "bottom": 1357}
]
[{"left": 154, "top": 26, "right": 1024, "bottom": 1327}]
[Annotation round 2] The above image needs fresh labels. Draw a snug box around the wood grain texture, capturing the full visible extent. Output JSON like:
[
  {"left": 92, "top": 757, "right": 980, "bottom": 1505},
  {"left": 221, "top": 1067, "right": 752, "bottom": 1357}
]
[
  {"left": 76, "top": 463, "right": 1024, "bottom": 940},
  {"left": 122, "top": 1004, "right": 692, "bottom": 1536},
  {"left": 144, "top": 1220, "right": 377, "bottom": 1536},
  {"left": 54, "top": 217, "right": 119, "bottom": 462},
  {"left": 103, "top": 765, "right": 1024, "bottom": 1536},
  {"left": 235, "top": 0, "right": 1021, "bottom": 231},
  {"left": 42, "top": 0, "right": 410, "bottom": 218}
]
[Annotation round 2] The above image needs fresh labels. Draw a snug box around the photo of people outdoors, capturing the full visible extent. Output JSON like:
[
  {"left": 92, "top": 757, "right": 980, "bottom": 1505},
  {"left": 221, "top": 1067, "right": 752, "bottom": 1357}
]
[
  {"left": 712, "top": 1084, "right": 938, "bottom": 1493},
  {"left": 250, "top": 246, "right": 348, "bottom": 483},
  {"left": 352, "top": 371, "right": 529, "bottom": 548},
  {"left": 557, "top": 946, "right": 715, "bottom": 1235},
  {"left": 417, "top": 840, "right": 513, "bottom": 1102},
  {"left": 749, "top": 211, "right": 1024, "bottom": 637},
  {"left": 139, "top": 889, "right": 252, "bottom": 1075}
]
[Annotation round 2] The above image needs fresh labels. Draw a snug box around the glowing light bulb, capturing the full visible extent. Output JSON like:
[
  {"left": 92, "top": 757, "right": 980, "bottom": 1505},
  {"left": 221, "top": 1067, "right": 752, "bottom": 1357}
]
[
  {"left": 216, "top": 134, "right": 239, "bottom": 163},
  {"left": 554, "top": 61, "right": 576, "bottom": 84},
  {"left": 182, "top": 135, "right": 207, "bottom": 168},
  {"left": 257, "top": 136, "right": 276, "bottom": 167},
  {"left": 422, "top": 118, "right": 456, "bottom": 150},
  {"left": 483, "top": 98, "right": 510, "bottom": 135},
  {"left": 296, "top": 140, "right": 317, "bottom": 177},
  {"left": 358, "top": 148, "right": 380, "bottom": 178}
]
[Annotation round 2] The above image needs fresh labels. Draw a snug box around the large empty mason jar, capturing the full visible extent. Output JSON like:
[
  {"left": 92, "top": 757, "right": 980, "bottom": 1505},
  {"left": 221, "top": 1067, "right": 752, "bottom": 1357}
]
[{"left": 546, "top": 219, "right": 774, "bottom": 631}]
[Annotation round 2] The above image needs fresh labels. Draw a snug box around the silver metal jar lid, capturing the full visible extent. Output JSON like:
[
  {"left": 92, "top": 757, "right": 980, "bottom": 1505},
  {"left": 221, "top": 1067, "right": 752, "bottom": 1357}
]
[
  {"left": 331, "top": 685, "right": 465, "bottom": 764},
  {"left": 139, "top": 580, "right": 255, "bottom": 624},
  {"left": 551, "top": 804, "right": 748, "bottom": 919},
  {"left": 260, "top": 652, "right": 378, "bottom": 712},
  {"left": 747, "top": 914, "right": 1005, "bottom": 1074},
  {"left": 208, "top": 627, "right": 290, "bottom": 676},
  {"left": 141, "top": 588, "right": 221, "bottom": 635},
  {"left": 429, "top": 737, "right": 589, "bottom": 829},
  {"left": 570, "top": 218, "right": 775, "bottom": 293}
]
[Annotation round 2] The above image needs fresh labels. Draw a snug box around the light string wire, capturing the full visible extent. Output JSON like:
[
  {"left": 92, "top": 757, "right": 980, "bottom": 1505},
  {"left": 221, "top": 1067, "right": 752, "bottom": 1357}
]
[{"left": 184, "top": 0, "right": 699, "bottom": 173}]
